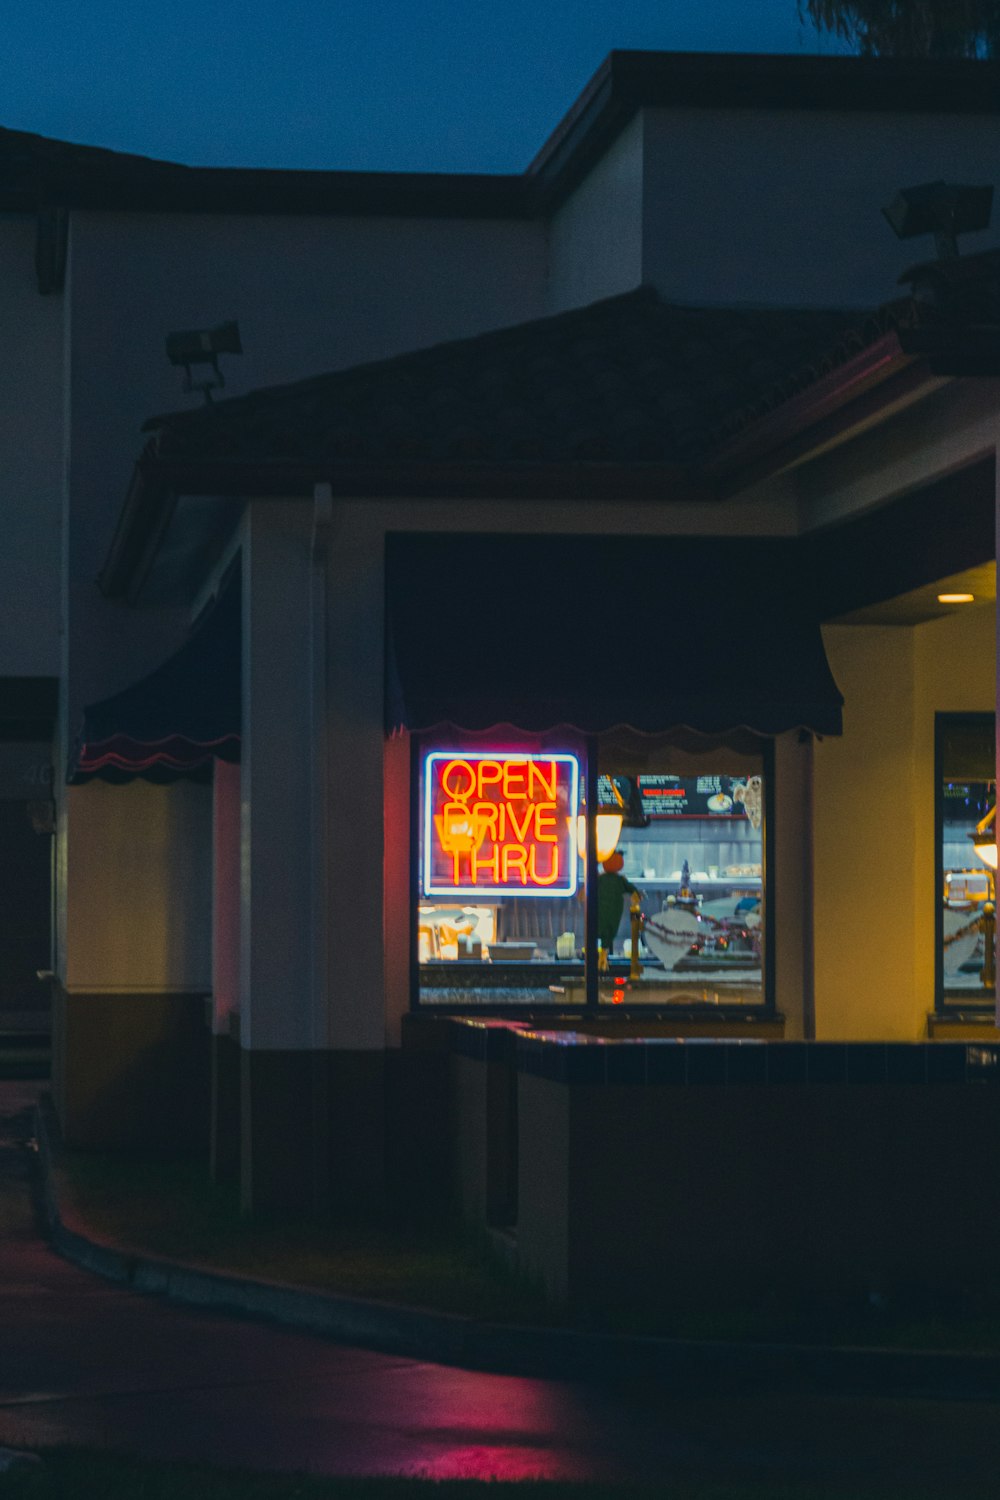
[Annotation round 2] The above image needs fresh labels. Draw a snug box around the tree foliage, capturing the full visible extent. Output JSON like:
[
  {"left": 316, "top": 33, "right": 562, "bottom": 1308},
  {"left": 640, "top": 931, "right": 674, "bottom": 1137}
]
[{"left": 800, "top": 0, "right": 1000, "bottom": 56}]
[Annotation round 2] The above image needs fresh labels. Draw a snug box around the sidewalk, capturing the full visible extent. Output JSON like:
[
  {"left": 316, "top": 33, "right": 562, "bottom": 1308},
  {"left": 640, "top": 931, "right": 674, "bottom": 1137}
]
[{"left": 32, "top": 1094, "right": 1000, "bottom": 1400}]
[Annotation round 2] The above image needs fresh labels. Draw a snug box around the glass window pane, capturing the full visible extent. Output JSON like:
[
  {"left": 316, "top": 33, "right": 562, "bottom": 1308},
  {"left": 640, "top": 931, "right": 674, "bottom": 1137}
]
[
  {"left": 596, "top": 763, "right": 765, "bottom": 1007},
  {"left": 939, "top": 714, "right": 995, "bottom": 1003},
  {"left": 417, "top": 746, "right": 586, "bottom": 1008}
]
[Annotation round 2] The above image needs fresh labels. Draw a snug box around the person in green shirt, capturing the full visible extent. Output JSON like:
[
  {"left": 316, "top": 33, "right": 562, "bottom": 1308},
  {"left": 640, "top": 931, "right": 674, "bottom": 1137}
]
[{"left": 597, "top": 850, "right": 638, "bottom": 959}]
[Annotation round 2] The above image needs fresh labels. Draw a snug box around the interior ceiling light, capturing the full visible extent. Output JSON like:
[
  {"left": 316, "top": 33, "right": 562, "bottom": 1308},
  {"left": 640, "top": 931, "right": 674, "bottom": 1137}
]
[
  {"left": 576, "top": 812, "right": 623, "bottom": 864},
  {"left": 937, "top": 592, "right": 975, "bottom": 604}
]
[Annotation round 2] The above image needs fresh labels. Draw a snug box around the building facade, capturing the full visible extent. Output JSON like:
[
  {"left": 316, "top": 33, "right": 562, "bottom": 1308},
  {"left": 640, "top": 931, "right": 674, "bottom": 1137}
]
[{"left": 6, "top": 54, "right": 1000, "bottom": 1292}]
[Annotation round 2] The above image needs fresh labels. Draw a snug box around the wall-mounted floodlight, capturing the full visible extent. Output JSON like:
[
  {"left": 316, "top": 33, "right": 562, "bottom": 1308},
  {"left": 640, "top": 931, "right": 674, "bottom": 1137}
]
[
  {"left": 165, "top": 321, "right": 242, "bottom": 403},
  {"left": 883, "top": 181, "right": 993, "bottom": 259}
]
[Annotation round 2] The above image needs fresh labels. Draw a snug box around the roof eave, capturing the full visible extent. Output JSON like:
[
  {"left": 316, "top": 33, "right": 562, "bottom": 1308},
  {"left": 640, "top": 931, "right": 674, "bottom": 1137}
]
[
  {"left": 8, "top": 53, "right": 1000, "bottom": 223},
  {"left": 707, "top": 334, "right": 943, "bottom": 493},
  {"left": 528, "top": 52, "right": 1000, "bottom": 211},
  {"left": 99, "top": 455, "right": 713, "bottom": 602},
  {"left": 99, "top": 451, "right": 172, "bottom": 601},
  {"left": 0, "top": 126, "right": 535, "bottom": 219}
]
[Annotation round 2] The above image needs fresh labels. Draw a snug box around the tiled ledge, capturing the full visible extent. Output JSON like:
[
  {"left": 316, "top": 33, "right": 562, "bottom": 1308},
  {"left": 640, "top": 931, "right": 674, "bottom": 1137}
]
[
  {"left": 445, "top": 1018, "right": 1000, "bottom": 1084},
  {"left": 443, "top": 1014, "right": 782, "bottom": 1062},
  {"left": 447, "top": 1018, "right": 529, "bottom": 1062},
  {"left": 513, "top": 1033, "right": 1000, "bottom": 1087}
]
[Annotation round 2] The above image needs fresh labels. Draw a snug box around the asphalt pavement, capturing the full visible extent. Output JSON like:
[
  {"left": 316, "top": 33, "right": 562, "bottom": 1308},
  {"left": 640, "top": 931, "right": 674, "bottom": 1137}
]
[{"left": 4, "top": 1079, "right": 1000, "bottom": 1488}]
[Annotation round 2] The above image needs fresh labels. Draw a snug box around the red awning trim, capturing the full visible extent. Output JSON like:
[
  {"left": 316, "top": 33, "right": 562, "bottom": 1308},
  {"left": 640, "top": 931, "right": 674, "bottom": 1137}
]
[
  {"left": 74, "top": 733, "right": 240, "bottom": 775},
  {"left": 69, "top": 572, "right": 241, "bottom": 785}
]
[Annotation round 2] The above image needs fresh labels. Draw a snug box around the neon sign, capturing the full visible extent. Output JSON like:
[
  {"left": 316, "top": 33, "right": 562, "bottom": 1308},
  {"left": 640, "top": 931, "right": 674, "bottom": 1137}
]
[{"left": 423, "top": 751, "right": 580, "bottom": 898}]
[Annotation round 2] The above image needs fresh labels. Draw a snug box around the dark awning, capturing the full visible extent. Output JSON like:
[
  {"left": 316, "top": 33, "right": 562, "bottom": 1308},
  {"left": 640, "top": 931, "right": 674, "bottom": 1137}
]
[
  {"left": 70, "top": 576, "right": 240, "bottom": 783},
  {"left": 386, "top": 533, "right": 843, "bottom": 739}
]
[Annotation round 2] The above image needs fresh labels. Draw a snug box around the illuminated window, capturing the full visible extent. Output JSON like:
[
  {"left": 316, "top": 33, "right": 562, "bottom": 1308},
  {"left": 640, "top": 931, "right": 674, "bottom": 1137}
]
[
  {"left": 936, "top": 714, "right": 995, "bottom": 1007},
  {"left": 413, "top": 739, "right": 772, "bottom": 1012},
  {"left": 596, "top": 754, "right": 767, "bottom": 1008},
  {"left": 417, "top": 747, "right": 587, "bottom": 1008}
]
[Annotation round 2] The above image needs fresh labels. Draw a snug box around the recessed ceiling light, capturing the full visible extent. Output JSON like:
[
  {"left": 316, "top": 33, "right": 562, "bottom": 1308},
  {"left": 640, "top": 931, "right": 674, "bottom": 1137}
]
[{"left": 937, "top": 592, "right": 975, "bottom": 604}]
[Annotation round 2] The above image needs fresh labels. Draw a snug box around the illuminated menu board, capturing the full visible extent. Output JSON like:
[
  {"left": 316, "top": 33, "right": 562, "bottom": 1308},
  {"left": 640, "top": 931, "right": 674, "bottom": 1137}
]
[
  {"left": 638, "top": 774, "right": 748, "bottom": 819},
  {"left": 423, "top": 752, "right": 580, "bottom": 898}
]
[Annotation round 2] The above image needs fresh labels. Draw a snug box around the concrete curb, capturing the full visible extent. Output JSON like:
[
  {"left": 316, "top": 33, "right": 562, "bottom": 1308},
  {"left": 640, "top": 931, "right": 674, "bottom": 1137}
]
[
  {"left": 0, "top": 1447, "right": 43, "bottom": 1473},
  {"left": 32, "top": 1102, "right": 1000, "bottom": 1397}
]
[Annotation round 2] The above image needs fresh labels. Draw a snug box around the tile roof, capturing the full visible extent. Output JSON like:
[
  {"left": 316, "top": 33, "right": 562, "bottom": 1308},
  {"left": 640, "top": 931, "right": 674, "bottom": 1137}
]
[{"left": 141, "top": 287, "right": 869, "bottom": 473}]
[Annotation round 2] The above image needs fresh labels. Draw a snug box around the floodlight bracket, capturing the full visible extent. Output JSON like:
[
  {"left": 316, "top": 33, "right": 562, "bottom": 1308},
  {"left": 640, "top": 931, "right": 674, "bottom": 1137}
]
[
  {"left": 165, "top": 321, "right": 242, "bottom": 404},
  {"left": 883, "top": 181, "right": 993, "bottom": 260}
]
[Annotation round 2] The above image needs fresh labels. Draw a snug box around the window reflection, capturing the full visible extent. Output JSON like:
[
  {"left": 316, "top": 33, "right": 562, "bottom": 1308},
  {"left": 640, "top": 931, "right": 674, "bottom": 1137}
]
[
  {"left": 597, "top": 768, "right": 765, "bottom": 1006},
  {"left": 939, "top": 714, "right": 995, "bottom": 1002},
  {"left": 414, "top": 740, "right": 769, "bottom": 1010}
]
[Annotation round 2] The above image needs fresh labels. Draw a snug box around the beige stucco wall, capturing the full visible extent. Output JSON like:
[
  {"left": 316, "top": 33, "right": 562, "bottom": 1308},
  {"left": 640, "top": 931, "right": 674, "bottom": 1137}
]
[
  {"left": 62, "top": 778, "right": 212, "bottom": 992},
  {"left": 814, "top": 605, "right": 994, "bottom": 1040}
]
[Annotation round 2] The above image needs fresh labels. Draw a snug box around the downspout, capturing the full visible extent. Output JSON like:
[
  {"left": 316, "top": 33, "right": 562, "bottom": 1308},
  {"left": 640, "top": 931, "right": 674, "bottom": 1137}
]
[{"left": 310, "top": 481, "right": 333, "bottom": 1209}]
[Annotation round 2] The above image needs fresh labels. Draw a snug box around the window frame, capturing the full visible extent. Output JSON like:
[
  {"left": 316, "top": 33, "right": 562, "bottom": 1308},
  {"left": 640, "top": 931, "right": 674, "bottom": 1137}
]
[
  {"left": 408, "top": 734, "right": 776, "bottom": 1019},
  {"left": 934, "top": 710, "right": 996, "bottom": 1013}
]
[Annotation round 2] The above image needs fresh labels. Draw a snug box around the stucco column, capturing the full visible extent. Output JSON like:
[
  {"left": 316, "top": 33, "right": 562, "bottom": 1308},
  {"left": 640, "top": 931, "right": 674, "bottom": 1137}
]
[
  {"left": 317, "top": 507, "right": 389, "bottom": 1210},
  {"left": 239, "top": 498, "right": 323, "bottom": 1213},
  {"left": 210, "top": 757, "right": 240, "bottom": 1181},
  {"left": 324, "top": 507, "right": 387, "bottom": 1050}
]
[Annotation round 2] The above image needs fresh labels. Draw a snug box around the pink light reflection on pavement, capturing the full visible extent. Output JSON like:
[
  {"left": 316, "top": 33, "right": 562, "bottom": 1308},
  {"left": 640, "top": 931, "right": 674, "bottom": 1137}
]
[
  {"left": 404, "top": 1444, "right": 577, "bottom": 1482},
  {"left": 12, "top": 1082, "right": 1000, "bottom": 1492},
  {"left": 0, "top": 1080, "right": 654, "bottom": 1490},
  {"left": 355, "top": 1363, "right": 649, "bottom": 1483}
]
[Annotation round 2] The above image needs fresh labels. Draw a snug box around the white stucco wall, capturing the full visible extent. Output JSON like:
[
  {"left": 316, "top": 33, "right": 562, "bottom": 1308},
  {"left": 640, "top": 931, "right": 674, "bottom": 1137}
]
[
  {"left": 239, "top": 500, "right": 317, "bottom": 1050},
  {"left": 58, "top": 206, "right": 548, "bottom": 1002},
  {"left": 545, "top": 113, "right": 644, "bottom": 314},
  {"left": 0, "top": 216, "right": 63, "bottom": 677},
  {"left": 640, "top": 107, "right": 1000, "bottom": 309},
  {"left": 545, "top": 97, "right": 1000, "bottom": 318},
  {"left": 63, "top": 208, "right": 547, "bottom": 722}
]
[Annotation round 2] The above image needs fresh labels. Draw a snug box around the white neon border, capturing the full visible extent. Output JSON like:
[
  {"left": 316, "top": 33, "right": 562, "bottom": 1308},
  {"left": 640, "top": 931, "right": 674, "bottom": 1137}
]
[{"left": 422, "top": 750, "right": 580, "bottom": 899}]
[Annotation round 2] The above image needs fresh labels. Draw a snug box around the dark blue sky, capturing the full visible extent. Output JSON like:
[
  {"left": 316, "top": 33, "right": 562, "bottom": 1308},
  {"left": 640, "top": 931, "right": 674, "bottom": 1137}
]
[{"left": 13, "top": 1, "right": 847, "bottom": 172}]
